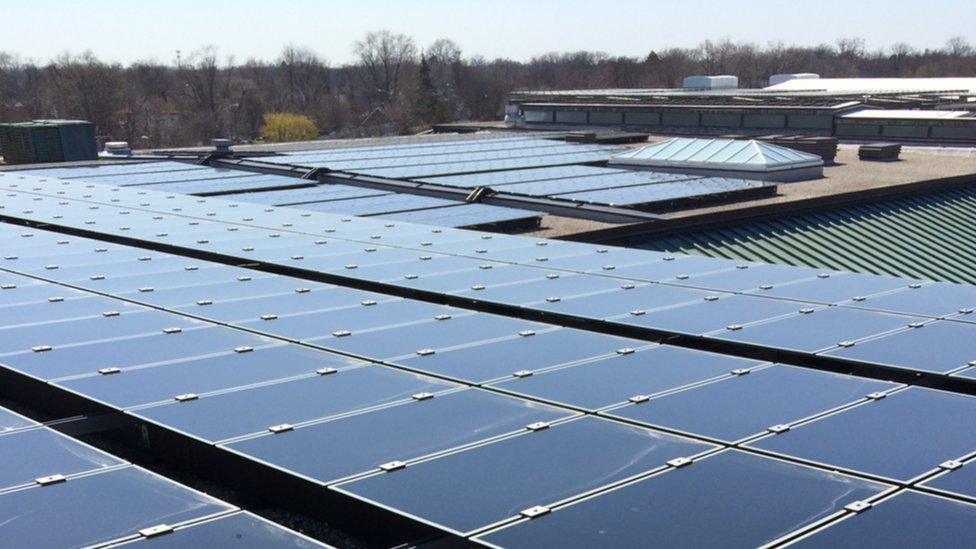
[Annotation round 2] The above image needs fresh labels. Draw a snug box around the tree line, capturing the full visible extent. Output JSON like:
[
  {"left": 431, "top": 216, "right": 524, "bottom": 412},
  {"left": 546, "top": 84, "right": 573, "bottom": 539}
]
[{"left": 1, "top": 33, "right": 973, "bottom": 148}]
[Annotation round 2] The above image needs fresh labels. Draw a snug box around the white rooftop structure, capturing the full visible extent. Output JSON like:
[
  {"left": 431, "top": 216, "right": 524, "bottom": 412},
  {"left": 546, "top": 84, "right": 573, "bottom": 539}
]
[
  {"left": 768, "top": 73, "right": 820, "bottom": 86},
  {"left": 609, "top": 138, "right": 824, "bottom": 182},
  {"left": 840, "top": 109, "right": 973, "bottom": 120},
  {"left": 764, "top": 77, "right": 976, "bottom": 94},
  {"left": 682, "top": 75, "right": 739, "bottom": 90}
]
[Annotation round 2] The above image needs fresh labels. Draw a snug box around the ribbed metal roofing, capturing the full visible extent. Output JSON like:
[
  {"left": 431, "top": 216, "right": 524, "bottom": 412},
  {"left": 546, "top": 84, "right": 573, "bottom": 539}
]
[
  {"left": 610, "top": 138, "right": 823, "bottom": 172},
  {"left": 638, "top": 187, "right": 976, "bottom": 284}
]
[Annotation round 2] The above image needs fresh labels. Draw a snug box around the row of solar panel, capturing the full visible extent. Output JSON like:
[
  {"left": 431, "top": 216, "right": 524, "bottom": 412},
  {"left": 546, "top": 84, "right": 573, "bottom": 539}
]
[
  {"left": 18, "top": 166, "right": 541, "bottom": 229},
  {"left": 2, "top": 174, "right": 973, "bottom": 380},
  {"left": 418, "top": 164, "right": 775, "bottom": 207},
  {"left": 0, "top": 404, "right": 326, "bottom": 548},
  {"left": 3, "top": 225, "right": 976, "bottom": 545},
  {"left": 272, "top": 137, "right": 580, "bottom": 164}
]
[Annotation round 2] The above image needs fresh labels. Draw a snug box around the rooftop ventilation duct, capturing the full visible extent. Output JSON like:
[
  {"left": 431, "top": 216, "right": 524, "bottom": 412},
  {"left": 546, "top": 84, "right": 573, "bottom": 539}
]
[{"left": 682, "top": 75, "right": 739, "bottom": 90}]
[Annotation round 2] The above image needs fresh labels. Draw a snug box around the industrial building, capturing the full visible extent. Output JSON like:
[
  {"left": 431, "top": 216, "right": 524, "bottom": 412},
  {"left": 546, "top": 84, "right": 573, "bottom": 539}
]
[{"left": 508, "top": 76, "right": 976, "bottom": 143}]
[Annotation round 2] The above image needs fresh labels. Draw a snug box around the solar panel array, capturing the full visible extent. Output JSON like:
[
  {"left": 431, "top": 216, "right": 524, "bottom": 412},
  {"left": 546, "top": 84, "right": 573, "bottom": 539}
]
[
  {"left": 19, "top": 160, "right": 542, "bottom": 230},
  {"left": 2, "top": 170, "right": 976, "bottom": 546},
  {"left": 255, "top": 137, "right": 620, "bottom": 179},
  {"left": 0, "top": 403, "right": 327, "bottom": 548},
  {"left": 417, "top": 164, "right": 774, "bottom": 208},
  {"left": 248, "top": 137, "right": 776, "bottom": 209}
]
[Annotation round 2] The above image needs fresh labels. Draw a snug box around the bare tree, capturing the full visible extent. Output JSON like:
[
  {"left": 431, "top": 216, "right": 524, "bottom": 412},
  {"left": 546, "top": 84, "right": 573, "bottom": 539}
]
[
  {"left": 946, "top": 36, "right": 973, "bottom": 57},
  {"left": 353, "top": 30, "right": 417, "bottom": 107},
  {"left": 277, "top": 45, "right": 330, "bottom": 112},
  {"left": 44, "top": 51, "right": 122, "bottom": 135}
]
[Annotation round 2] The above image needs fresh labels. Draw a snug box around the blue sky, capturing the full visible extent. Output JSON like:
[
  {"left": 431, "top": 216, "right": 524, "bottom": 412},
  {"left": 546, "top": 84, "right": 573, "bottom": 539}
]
[{"left": 2, "top": 0, "right": 973, "bottom": 64}]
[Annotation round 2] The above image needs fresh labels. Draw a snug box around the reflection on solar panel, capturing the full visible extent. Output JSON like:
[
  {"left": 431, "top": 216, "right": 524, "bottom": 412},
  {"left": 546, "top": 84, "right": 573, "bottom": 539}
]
[
  {"left": 1, "top": 168, "right": 975, "bottom": 546},
  {"left": 0, "top": 404, "right": 326, "bottom": 548}
]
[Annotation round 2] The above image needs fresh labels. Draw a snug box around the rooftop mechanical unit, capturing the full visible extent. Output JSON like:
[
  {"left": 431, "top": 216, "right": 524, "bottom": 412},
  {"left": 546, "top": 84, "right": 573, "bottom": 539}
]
[
  {"left": 682, "top": 75, "right": 739, "bottom": 90},
  {"left": 0, "top": 119, "right": 97, "bottom": 165}
]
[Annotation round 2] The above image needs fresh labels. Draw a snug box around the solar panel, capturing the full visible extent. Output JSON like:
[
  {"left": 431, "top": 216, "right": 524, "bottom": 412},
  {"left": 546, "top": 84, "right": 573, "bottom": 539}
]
[
  {"left": 116, "top": 512, "right": 329, "bottom": 548},
  {"left": 605, "top": 364, "right": 897, "bottom": 443},
  {"left": 15, "top": 161, "right": 209, "bottom": 179},
  {"left": 821, "top": 319, "right": 976, "bottom": 374},
  {"left": 335, "top": 416, "right": 715, "bottom": 535},
  {"left": 0, "top": 403, "right": 323, "bottom": 548},
  {"left": 791, "top": 491, "right": 976, "bottom": 547},
  {"left": 609, "top": 293, "right": 810, "bottom": 336},
  {"left": 707, "top": 307, "right": 924, "bottom": 354},
  {"left": 376, "top": 203, "right": 541, "bottom": 229},
  {"left": 475, "top": 450, "right": 889, "bottom": 548},
  {"left": 0, "top": 467, "right": 233, "bottom": 548},
  {"left": 54, "top": 344, "right": 364, "bottom": 409},
  {"left": 417, "top": 164, "right": 619, "bottom": 187},
  {"left": 489, "top": 345, "right": 761, "bottom": 411},
  {"left": 223, "top": 184, "right": 390, "bottom": 206},
  {"left": 3, "top": 167, "right": 976, "bottom": 545},
  {"left": 224, "top": 389, "right": 572, "bottom": 485},
  {"left": 129, "top": 364, "right": 456, "bottom": 443},
  {"left": 748, "top": 387, "right": 976, "bottom": 482},
  {"left": 286, "top": 194, "right": 462, "bottom": 216},
  {"left": 394, "top": 328, "right": 648, "bottom": 384},
  {"left": 555, "top": 177, "right": 772, "bottom": 207},
  {"left": 86, "top": 169, "right": 255, "bottom": 187},
  {"left": 500, "top": 172, "right": 700, "bottom": 195},
  {"left": 137, "top": 174, "right": 307, "bottom": 195},
  {"left": 356, "top": 151, "right": 615, "bottom": 179},
  {"left": 746, "top": 271, "right": 922, "bottom": 304},
  {"left": 840, "top": 280, "right": 976, "bottom": 318}
]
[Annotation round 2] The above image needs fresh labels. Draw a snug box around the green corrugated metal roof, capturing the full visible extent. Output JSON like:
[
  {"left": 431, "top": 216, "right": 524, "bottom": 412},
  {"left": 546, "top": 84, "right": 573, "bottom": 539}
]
[{"left": 639, "top": 187, "right": 976, "bottom": 284}]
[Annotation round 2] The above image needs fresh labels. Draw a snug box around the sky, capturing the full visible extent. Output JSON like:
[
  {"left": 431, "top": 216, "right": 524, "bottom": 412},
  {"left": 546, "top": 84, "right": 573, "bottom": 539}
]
[{"left": 2, "top": 0, "right": 974, "bottom": 65}]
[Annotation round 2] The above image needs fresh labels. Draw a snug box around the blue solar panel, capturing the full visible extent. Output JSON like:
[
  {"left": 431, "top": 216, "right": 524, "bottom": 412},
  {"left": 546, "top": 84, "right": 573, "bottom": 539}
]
[
  {"left": 15, "top": 161, "right": 209, "bottom": 179},
  {"left": 792, "top": 491, "right": 976, "bottom": 548},
  {"left": 748, "top": 387, "right": 976, "bottom": 482},
  {"left": 77, "top": 169, "right": 251, "bottom": 187},
  {"left": 126, "top": 512, "right": 327, "bottom": 548},
  {"left": 288, "top": 194, "right": 461, "bottom": 216},
  {"left": 3, "top": 168, "right": 976, "bottom": 546},
  {"left": 493, "top": 172, "right": 698, "bottom": 196},
  {"left": 336, "top": 417, "right": 715, "bottom": 534},
  {"left": 821, "top": 319, "right": 976, "bottom": 374},
  {"left": 224, "top": 389, "right": 572, "bottom": 485},
  {"left": 490, "top": 345, "right": 761, "bottom": 411},
  {"left": 225, "top": 184, "right": 390, "bottom": 205},
  {"left": 556, "top": 177, "right": 771, "bottom": 206},
  {"left": 0, "top": 466, "right": 234, "bottom": 548},
  {"left": 0, "top": 408, "right": 35, "bottom": 433},
  {"left": 606, "top": 364, "right": 896, "bottom": 443},
  {"left": 394, "top": 328, "right": 646, "bottom": 384},
  {"left": 707, "top": 307, "right": 924, "bottom": 354},
  {"left": 376, "top": 203, "right": 540, "bottom": 228},
  {"left": 356, "top": 151, "right": 615, "bottom": 179},
  {"left": 476, "top": 450, "right": 889, "bottom": 548},
  {"left": 275, "top": 139, "right": 580, "bottom": 165},
  {"left": 840, "top": 280, "right": 976, "bottom": 318},
  {"left": 417, "top": 165, "right": 619, "bottom": 187},
  {"left": 138, "top": 174, "right": 307, "bottom": 195},
  {"left": 130, "top": 365, "right": 457, "bottom": 443},
  {"left": 746, "top": 271, "right": 921, "bottom": 304},
  {"left": 284, "top": 145, "right": 615, "bottom": 172}
]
